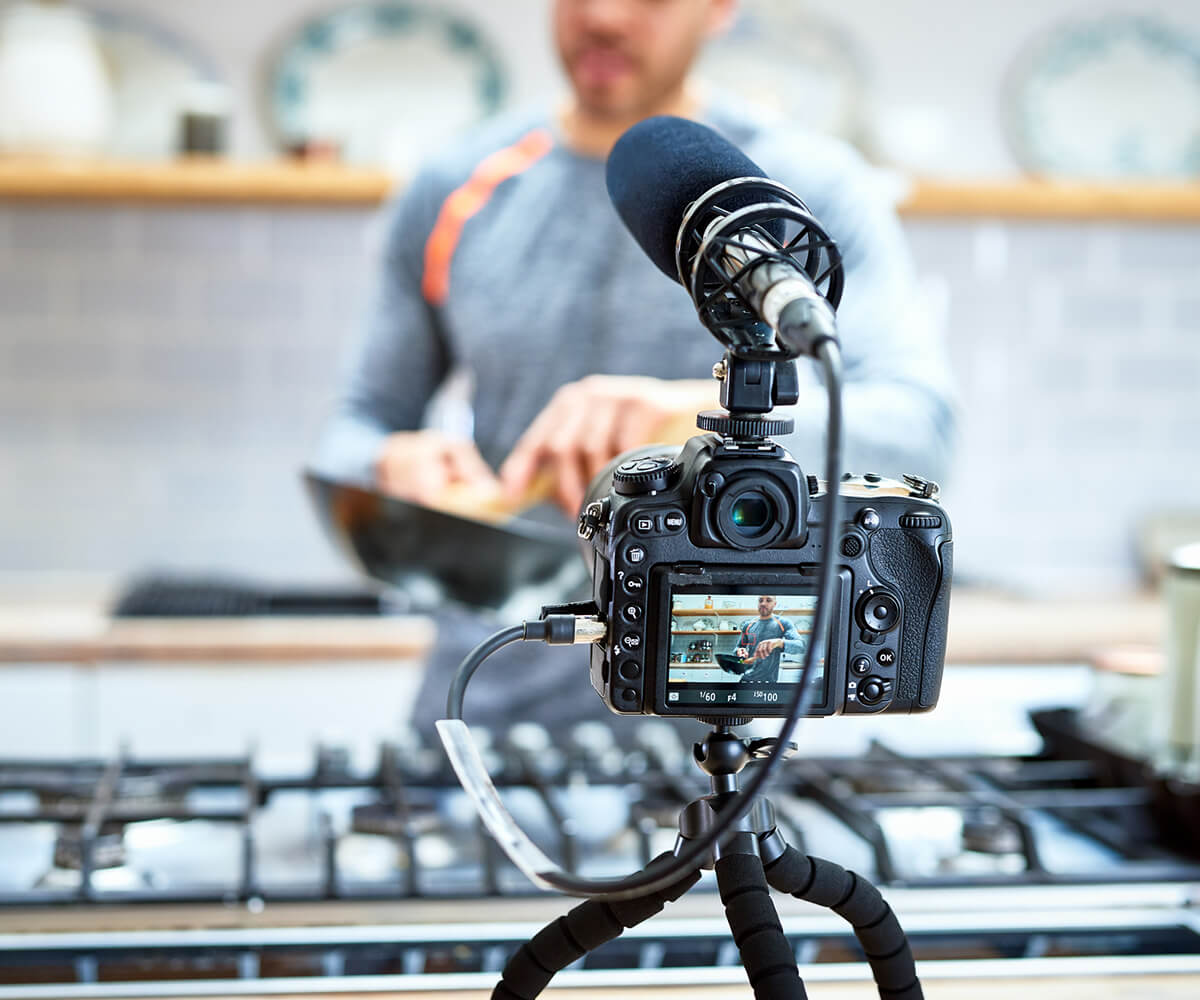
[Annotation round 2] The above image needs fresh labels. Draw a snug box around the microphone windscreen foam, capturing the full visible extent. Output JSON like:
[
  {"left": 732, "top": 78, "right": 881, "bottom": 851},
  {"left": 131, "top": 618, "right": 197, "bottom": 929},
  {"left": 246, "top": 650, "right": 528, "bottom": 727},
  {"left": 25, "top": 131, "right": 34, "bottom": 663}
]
[{"left": 606, "top": 116, "right": 776, "bottom": 281}]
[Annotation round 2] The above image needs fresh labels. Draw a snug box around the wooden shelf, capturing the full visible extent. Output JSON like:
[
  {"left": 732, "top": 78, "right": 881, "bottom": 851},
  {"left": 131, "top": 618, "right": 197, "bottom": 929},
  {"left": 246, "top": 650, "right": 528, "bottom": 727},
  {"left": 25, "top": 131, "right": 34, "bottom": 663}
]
[
  {"left": 0, "top": 156, "right": 1197, "bottom": 219},
  {"left": 674, "top": 608, "right": 815, "bottom": 617},
  {"left": 902, "top": 177, "right": 1200, "bottom": 221},
  {"left": 671, "top": 629, "right": 812, "bottom": 636},
  {"left": 0, "top": 156, "right": 393, "bottom": 205}
]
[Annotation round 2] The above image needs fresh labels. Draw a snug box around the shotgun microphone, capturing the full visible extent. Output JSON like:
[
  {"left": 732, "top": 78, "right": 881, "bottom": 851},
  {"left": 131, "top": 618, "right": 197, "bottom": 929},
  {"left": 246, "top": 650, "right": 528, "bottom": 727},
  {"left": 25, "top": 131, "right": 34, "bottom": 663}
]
[{"left": 606, "top": 116, "right": 843, "bottom": 360}]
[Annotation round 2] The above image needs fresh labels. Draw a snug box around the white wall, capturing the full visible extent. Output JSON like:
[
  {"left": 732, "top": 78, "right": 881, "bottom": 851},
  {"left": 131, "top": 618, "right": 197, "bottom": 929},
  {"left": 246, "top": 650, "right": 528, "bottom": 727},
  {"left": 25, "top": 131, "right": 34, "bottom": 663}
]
[
  {"left": 64, "top": 0, "right": 1200, "bottom": 174},
  {"left": 3, "top": 202, "right": 1197, "bottom": 594}
]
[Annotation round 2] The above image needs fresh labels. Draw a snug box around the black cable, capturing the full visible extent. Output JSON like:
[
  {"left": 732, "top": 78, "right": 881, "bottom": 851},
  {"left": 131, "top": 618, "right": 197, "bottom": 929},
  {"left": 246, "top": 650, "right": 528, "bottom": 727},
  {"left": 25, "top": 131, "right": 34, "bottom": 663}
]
[
  {"left": 444, "top": 341, "right": 844, "bottom": 901},
  {"left": 764, "top": 848, "right": 923, "bottom": 1000},
  {"left": 445, "top": 624, "right": 527, "bottom": 721}
]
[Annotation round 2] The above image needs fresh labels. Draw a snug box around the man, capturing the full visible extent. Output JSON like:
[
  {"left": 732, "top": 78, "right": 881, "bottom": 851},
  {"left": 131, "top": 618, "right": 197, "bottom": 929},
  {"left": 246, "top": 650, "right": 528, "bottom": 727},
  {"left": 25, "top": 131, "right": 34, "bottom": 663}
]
[
  {"left": 732, "top": 596, "right": 800, "bottom": 685},
  {"left": 312, "top": 0, "right": 956, "bottom": 736}
]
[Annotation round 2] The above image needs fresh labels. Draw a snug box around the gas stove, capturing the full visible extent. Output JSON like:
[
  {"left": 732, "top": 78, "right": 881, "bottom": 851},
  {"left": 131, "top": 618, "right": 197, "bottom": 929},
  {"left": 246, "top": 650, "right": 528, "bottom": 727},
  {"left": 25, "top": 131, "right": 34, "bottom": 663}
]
[{"left": 1, "top": 708, "right": 1199, "bottom": 995}]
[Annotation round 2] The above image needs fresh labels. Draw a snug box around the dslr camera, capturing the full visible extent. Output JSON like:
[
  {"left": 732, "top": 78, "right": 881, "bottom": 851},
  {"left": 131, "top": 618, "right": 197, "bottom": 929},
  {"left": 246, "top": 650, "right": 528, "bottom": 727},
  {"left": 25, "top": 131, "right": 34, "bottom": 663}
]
[
  {"left": 577, "top": 359, "right": 952, "bottom": 722},
  {"left": 576, "top": 165, "right": 952, "bottom": 724}
]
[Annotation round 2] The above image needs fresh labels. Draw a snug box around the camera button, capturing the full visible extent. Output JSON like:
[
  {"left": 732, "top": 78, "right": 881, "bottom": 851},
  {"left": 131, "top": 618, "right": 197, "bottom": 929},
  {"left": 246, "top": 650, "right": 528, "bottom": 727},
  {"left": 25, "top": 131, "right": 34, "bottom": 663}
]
[
  {"left": 877, "top": 648, "right": 896, "bottom": 667},
  {"left": 633, "top": 516, "right": 655, "bottom": 535},
  {"left": 624, "top": 545, "right": 647, "bottom": 564},
  {"left": 852, "top": 655, "right": 871, "bottom": 676},
  {"left": 622, "top": 574, "right": 645, "bottom": 595},
  {"left": 621, "top": 603, "right": 643, "bottom": 624},
  {"left": 858, "top": 508, "right": 881, "bottom": 531},
  {"left": 620, "top": 633, "right": 642, "bottom": 651},
  {"left": 859, "top": 677, "right": 893, "bottom": 706},
  {"left": 618, "top": 660, "right": 641, "bottom": 680},
  {"left": 663, "top": 510, "right": 686, "bottom": 532}
]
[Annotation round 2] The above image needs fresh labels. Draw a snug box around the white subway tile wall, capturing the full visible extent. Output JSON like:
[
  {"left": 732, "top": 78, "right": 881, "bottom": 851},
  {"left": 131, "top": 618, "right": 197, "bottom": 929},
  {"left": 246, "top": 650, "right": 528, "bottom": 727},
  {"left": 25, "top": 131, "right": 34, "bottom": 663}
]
[
  {"left": 1, "top": 205, "right": 1196, "bottom": 592},
  {"left": 0, "top": 204, "right": 376, "bottom": 580}
]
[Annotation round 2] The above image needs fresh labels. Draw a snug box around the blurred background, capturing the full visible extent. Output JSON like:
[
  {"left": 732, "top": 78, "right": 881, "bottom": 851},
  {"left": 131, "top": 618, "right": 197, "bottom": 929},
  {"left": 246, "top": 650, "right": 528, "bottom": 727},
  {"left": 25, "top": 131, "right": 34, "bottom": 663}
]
[{"left": 1, "top": 0, "right": 1199, "bottom": 758}]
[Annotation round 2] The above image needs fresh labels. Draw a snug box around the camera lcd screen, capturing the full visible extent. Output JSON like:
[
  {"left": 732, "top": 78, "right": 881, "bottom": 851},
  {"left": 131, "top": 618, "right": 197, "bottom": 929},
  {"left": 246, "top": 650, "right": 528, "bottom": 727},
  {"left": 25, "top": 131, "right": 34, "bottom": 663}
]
[{"left": 665, "top": 588, "right": 827, "bottom": 712}]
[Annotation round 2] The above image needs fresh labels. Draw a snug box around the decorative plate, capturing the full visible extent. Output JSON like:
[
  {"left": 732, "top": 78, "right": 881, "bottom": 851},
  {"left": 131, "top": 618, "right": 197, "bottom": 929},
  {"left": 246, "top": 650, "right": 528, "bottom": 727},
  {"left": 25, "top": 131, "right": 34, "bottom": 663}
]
[
  {"left": 84, "top": 5, "right": 221, "bottom": 159},
  {"left": 265, "top": 2, "right": 507, "bottom": 172},
  {"left": 697, "top": 0, "right": 868, "bottom": 142},
  {"left": 1005, "top": 14, "right": 1200, "bottom": 178}
]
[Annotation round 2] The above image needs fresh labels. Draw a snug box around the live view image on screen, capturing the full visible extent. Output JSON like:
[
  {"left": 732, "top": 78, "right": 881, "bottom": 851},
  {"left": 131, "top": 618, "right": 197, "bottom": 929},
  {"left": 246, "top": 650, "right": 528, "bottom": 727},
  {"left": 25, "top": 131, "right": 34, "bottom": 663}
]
[{"left": 666, "top": 590, "right": 825, "bottom": 711}]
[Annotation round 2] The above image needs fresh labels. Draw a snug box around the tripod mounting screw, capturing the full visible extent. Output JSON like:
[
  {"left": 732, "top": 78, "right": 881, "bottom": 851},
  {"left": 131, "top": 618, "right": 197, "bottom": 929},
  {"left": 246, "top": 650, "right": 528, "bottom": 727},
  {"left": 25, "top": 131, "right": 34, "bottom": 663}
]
[
  {"left": 712, "top": 360, "right": 727, "bottom": 380},
  {"left": 693, "top": 728, "right": 770, "bottom": 776}
]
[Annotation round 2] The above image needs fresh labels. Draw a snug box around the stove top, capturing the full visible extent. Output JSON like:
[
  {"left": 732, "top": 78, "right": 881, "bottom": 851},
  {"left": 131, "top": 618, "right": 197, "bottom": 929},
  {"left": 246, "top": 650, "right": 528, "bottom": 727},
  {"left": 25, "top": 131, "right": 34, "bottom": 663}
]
[{"left": 1, "top": 709, "right": 1199, "bottom": 994}]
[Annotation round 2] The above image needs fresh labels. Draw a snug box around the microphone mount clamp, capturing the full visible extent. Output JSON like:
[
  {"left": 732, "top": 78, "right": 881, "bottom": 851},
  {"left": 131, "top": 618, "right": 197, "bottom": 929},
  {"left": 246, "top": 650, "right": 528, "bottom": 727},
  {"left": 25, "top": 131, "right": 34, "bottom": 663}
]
[{"left": 676, "top": 177, "right": 845, "bottom": 364}]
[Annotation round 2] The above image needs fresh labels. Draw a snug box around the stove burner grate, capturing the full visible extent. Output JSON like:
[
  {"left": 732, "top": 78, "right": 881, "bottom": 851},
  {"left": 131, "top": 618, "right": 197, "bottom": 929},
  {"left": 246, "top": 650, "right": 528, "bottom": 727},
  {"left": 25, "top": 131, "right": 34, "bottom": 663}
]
[{"left": 1, "top": 710, "right": 1199, "bottom": 906}]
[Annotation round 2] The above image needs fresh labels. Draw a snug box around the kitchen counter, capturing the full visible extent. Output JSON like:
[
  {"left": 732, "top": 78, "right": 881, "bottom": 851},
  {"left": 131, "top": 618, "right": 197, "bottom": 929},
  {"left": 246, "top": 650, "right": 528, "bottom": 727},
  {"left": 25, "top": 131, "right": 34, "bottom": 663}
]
[
  {"left": 3, "top": 894, "right": 1197, "bottom": 998},
  {"left": 1, "top": 157, "right": 1198, "bottom": 219},
  {"left": 0, "top": 588, "right": 1163, "bottom": 665}
]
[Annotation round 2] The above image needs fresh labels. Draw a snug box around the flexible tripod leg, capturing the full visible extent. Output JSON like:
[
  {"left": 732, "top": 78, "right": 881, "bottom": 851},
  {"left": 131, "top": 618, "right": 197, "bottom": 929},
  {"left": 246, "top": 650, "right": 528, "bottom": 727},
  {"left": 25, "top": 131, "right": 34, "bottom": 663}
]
[
  {"left": 763, "top": 847, "right": 923, "bottom": 1000},
  {"left": 714, "top": 837, "right": 807, "bottom": 1000},
  {"left": 491, "top": 853, "right": 701, "bottom": 1000}
]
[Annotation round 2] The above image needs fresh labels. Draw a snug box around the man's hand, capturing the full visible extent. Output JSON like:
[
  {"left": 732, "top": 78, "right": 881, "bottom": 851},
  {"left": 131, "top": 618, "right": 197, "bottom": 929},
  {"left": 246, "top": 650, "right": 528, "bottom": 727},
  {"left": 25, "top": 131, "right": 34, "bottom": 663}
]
[
  {"left": 499, "top": 375, "right": 716, "bottom": 516},
  {"left": 753, "top": 638, "right": 784, "bottom": 660},
  {"left": 375, "top": 430, "right": 500, "bottom": 508}
]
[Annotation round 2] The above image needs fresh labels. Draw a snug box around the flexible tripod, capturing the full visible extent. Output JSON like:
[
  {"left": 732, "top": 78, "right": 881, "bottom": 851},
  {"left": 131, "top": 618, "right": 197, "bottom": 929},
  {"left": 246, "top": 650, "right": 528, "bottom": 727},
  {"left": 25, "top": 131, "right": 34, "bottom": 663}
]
[{"left": 491, "top": 727, "right": 922, "bottom": 1000}]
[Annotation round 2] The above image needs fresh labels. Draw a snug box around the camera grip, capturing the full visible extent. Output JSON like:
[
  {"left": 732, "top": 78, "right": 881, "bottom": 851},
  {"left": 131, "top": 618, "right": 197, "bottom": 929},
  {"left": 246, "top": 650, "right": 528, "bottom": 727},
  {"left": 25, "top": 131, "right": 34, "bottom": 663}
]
[
  {"left": 919, "top": 540, "right": 953, "bottom": 708},
  {"left": 867, "top": 531, "right": 953, "bottom": 712}
]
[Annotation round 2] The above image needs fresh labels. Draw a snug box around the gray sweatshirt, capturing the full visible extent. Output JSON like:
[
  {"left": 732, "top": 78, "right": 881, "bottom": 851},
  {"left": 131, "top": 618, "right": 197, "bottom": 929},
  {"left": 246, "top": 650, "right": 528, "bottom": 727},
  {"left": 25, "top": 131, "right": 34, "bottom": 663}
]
[
  {"left": 311, "top": 102, "right": 957, "bottom": 738},
  {"left": 311, "top": 102, "right": 956, "bottom": 487}
]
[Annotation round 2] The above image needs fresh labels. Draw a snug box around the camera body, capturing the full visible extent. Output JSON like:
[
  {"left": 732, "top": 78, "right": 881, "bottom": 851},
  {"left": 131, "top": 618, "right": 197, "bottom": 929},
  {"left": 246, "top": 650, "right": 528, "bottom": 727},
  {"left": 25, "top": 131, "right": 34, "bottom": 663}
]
[{"left": 578, "top": 432, "right": 953, "bottom": 721}]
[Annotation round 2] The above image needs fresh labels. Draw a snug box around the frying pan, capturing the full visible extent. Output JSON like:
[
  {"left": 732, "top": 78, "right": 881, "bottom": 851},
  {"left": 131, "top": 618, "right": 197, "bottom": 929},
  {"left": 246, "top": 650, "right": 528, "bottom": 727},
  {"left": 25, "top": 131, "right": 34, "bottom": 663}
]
[
  {"left": 304, "top": 471, "right": 586, "bottom": 613},
  {"left": 715, "top": 653, "right": 753, "bottom": 675}
]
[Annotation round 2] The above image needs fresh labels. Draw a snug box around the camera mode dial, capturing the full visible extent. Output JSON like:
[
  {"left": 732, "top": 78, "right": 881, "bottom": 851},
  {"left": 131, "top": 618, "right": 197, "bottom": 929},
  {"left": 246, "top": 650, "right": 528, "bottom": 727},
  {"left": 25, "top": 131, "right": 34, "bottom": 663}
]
[
  {"left": 613, "top": 457, "right": 680, "bottom": 495},
  {"left": 695, "top": 411, "right": 794, "bottom": 439}
]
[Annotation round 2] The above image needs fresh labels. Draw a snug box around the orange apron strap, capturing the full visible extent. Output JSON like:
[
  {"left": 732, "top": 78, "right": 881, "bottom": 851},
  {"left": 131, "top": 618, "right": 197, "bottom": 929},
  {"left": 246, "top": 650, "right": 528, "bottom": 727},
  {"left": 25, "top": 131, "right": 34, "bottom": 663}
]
[{"left": 421, "top": 128, "right": 555, "bottom": 307}]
